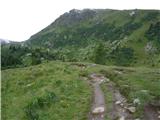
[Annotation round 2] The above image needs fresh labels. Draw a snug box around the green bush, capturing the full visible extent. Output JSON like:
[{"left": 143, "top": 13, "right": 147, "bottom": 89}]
[
  {"left": 112, "top": 47, "right": 135, "bottom": 66},
  {"left": 93, "top": 42, "right": 106, "bottom": 65}
]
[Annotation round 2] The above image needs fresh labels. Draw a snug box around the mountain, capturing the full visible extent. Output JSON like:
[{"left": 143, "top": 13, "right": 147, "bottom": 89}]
[
  {"left": 1, "top": 9, "right": 160, "bottom": 69},
  {"left": 0, "top": 38, "right": 19, "bottom": 45},
  {"left": 0, "top": 38, "right": 11, "bottom": 44},
  {"left": 27, "top": 9, "right": 160, "bottom": 48}
]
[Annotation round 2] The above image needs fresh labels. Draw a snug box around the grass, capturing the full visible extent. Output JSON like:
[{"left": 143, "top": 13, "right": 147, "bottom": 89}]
[
  {"left": 2, "top": 61, "right": 92, "bottom": 120},
  {"left": 2, "top": 61, "right": 160, "bottom": 119},
  {"left": 98, "top": 66, "right": 160, "bottom": 118}
]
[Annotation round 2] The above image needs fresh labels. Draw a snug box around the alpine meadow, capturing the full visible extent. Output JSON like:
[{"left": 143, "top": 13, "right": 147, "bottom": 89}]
[{"left": 1, "top": 9, "right": 160, "bottom": 120}]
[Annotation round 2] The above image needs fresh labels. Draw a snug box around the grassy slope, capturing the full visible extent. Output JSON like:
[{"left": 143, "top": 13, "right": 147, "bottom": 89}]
[
  {"left": 2, "top": 61, "right": 92, "bottom": 120},
  {"left": 2, "top": 61, "right": 160, "bottom": 119},
  {"left": 26, "top": 9, "right": 160, "bottom": 67}
]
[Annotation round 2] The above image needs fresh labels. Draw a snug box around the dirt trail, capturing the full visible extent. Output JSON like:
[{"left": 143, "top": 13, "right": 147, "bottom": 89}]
[
  {"left": 87, "top": 72, "right": 159, "bottom": 120},
  {"left": 88, "top": 73, "right": 133, "bottom": 120},
  {"left": 144, "top": 104, "right": 160, "bottom": 120},
  {"left": 89, "top": 73, "right": 106, "bottom": 120},
  {"left": 106, "top": 82, "right": 133, "bottom": 120}
]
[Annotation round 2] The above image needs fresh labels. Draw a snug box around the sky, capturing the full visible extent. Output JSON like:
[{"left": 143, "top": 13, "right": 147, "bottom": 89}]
[{"left": 0, "top": 0, "right": 160, "bottom": 42}]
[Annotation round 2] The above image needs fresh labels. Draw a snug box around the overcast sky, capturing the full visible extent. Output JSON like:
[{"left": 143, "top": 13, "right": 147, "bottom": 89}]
[{"left": 0, "top": 0, "right": 160, "bottom": 42}]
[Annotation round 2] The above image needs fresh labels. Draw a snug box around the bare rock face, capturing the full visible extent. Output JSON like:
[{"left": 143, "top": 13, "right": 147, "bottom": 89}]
[
  {"left": 92, "top": 107, "right": 105, "bottom": 114},
  {"left": 53, "top": 9, "right": 96, "bottom": 27},
  {"left": 145, "top": 42, "right": 157, "bottom": 54}
]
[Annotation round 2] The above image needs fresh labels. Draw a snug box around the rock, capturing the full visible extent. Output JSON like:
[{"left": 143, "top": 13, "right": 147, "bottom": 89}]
[
  {"left": 158, "top": 115, "right": 160, "bottom": 119},
  {"left": 119, "top": 116, "right": 125, "bottom": 120},
  {"left": 128, "top": 106, "right": 136, "bottom": 113},
  {"left": 101, "top": 114, "right": 104, "bottom": 118},
  {"left": 133, "top": 98, "right": 141, "bottom": 105},
  {"left": 91, "top": 64, "right": 96, "bottom": 67},
  {"left": 145, "top": 42, "right": 157, "bottom": 53},
  {"left": 115, "top": 100, "right": 121, "bottom": 105},
  {"left": 105, "top": 78, "right": 110, "bottom": 82},
  {"left": 99, "top": 78, "right": 106, "bottom": 83},
  {"left": 114, "top": 70, "right": 123, "bottom": 74},
  {"left": 92, "top": 107, "right": 104, "bottom": 114},
  {"left": 129, "top": 11, "right": 135, "bottom": 16},
  {"left": 120, "top": 103, "right": 124, "bottom": 107},
  {"left": 134, "top": 118, "right": 140, "bottom": 120},
  {"left": 123, "top": 99, "right": 127, "bottom": 103}
]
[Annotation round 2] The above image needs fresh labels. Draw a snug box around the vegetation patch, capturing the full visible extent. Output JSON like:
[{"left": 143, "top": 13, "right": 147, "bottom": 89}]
[{"left": 2, "top": 61, "right": 92, "bottom": 120}]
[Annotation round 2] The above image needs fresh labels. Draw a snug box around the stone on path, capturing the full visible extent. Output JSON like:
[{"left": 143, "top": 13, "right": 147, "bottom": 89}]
[
  {"left": 92, "top": 107, "right": 105, "bottom": 114},
  {"left": 134, "top": 118, "right": 140, "bottom": 120},
  {"left": 115, "top": 100, "right": 121, "bottom": 105},
  {"left": 128, "top": 106, "right": 136, "bottom": 113},
  {"left": 119, "top": 116, "right": 125, "bottom": 120}
]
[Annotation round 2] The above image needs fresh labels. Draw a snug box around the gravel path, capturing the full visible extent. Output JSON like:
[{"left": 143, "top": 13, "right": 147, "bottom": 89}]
[{"left": 89, "top": 73, "right": 106, "bottom": 120}]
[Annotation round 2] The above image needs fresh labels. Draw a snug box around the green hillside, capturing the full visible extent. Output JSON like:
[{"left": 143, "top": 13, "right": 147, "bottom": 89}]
[
  {"left": 1, "top": 9, "right": 160, "bottom": 69},
  {"left": 26, "top": 9, "right": 160, "bottom": 66}
]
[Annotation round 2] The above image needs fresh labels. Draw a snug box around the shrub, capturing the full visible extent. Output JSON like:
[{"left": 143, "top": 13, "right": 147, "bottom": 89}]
[
  {"left": 93, "top": 42, "right": 106, "bottom": 65},
  {"left": 112, "top": 47, "right": 135, "bottom": 66}
]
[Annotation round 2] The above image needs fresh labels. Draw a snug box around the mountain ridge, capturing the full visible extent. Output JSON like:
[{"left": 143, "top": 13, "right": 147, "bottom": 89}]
[{"left": 1, "top": 9, "right": 160, "bottom": 69}]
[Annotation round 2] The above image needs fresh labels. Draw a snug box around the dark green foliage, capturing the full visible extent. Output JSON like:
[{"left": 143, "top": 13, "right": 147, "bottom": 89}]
[
  {"left": 122, "top": 22, "right": 142, "bottom": 35},
  {"left": 146, "top": 22, "right": 160, "bottom": 48},
  {"left": 1, "top": 45, "right": 29, "bottom": 69},
  {"left": 1, "top": 45, "right": 56, "bottom": 69},
  {"left": 79, "top": 70, "right": 89, "bottom": 77},
  {"left": 112, "top": 47, "right": 134, "bottom": 66},
  {"left": 31, "top": 49, "right": 42, "bottom": 65},
  {"left": 142, "top": 11, "right": 159, "bottom": 21},
  {"left": 93, "top": 43, "right": 106, "bottom": 65}
]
